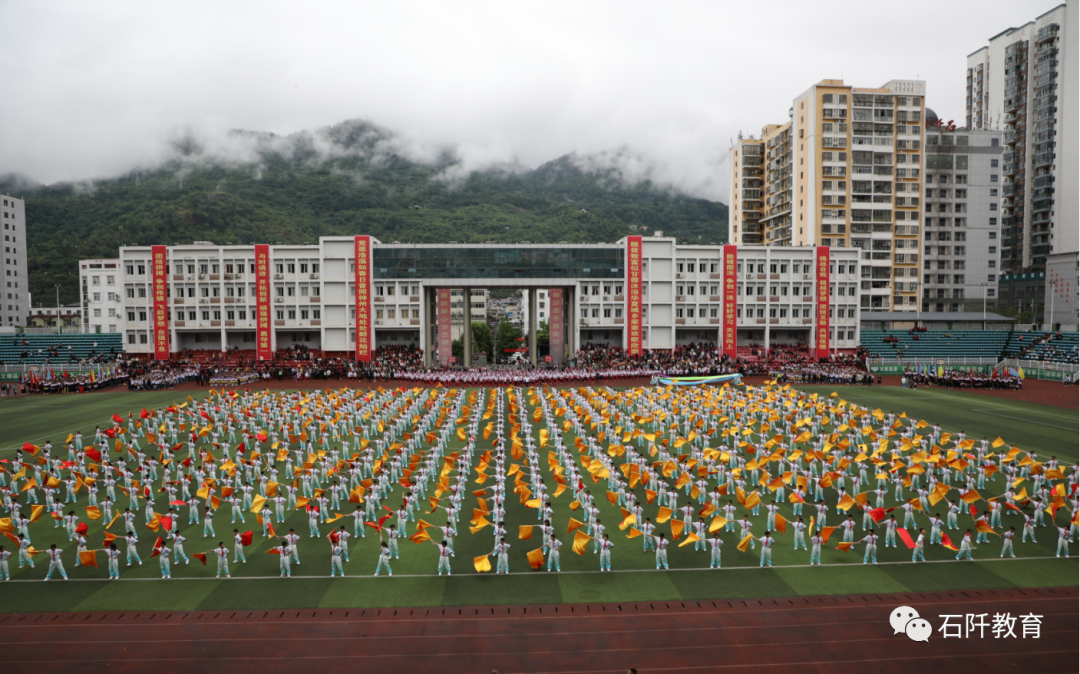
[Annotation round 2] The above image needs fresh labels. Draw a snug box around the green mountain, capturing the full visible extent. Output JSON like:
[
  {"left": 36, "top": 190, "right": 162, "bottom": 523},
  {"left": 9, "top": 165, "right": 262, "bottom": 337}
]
[{"left": 1, "top": 120, "right": 727, "bottom": 305}]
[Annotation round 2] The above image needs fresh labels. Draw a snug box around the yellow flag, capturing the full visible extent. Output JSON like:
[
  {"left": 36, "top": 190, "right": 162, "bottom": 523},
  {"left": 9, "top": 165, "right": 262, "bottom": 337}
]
[
  {"left": 736, "top": 534, "right": 753, "bottom": 552},
  {"left": 678, "top": 532, "right": 700, "bottom": 548},
  {"left": 469, "top": 516, "right": 491, "bottom": 534},
  {"left": 85, "top": 506, "right": 102, "bottom": 520},
  {"left": 571, "top": 530, "right": 591, "bottom": 555},
  {"left": 656, "top": 507, "right": 673, "bottom": 523},
  {"left": 836, "top": 494, "right": 856, "bottom": 511},
  {"left": 473, "top": 555, "right": 492, "bottom": 573},
  {"left": 670, "top": 519, "right": 684, "bottom": 540},
  {"left": 708, "top": 516, "right": 728, "bottom": 533},
  {"left": 249, "top": 495, "right": 267, "bottom": 514}
]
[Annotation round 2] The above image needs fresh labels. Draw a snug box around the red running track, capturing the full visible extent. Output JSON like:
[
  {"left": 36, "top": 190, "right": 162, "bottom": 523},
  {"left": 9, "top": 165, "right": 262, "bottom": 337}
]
[{"left": 1, "top": 586, "right": 1075, "bottom": 674}]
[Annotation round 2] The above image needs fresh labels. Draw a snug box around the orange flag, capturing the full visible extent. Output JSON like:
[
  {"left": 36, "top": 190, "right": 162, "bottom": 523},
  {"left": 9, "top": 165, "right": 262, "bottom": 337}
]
[
  {"left": 519, "top": 525, "right": 534, "bottom": 540},
  {"left": 774, "top": 513, "right": 787, "bottom": 535},
  {"left": 626, "top": 527, "right": 643, "bottom": 539},
  {"left": 820, "top": 526, "right": 837, "bottom": 543},
  {"left": 941, "top": 533, "right": 960, "bottom": 552},
  {"left": 79, "top": 550, "right": 98, "bottom": 567},
  {"left": 526, "top": 548, "right": 545, "bottom": 569},
  {"left": 85, "top": 506, "right": 102, "bottom": 520},
  {"left": 656, "top": 507, "right": 673, "bottom": 523},
  {"left": 191, "top": 552, "right": 207, "bottom": 565},
  {"left": 473, "top": 555, "right": 492, "bottom": 573},
  {"left": 28, "top": 505, "right": 44, "bottom": 523},
  {"left": 566, "top": 518, "right": 585, "bottom": 534},
  {"left": 835, "top": 542, "right": 854, "bottom": 552}
]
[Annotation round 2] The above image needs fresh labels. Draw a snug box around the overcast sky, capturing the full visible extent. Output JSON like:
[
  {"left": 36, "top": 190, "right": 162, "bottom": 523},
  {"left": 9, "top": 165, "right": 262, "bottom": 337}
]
[{"left": 0, "top": 0, "right": 1062, "bottom": 202}]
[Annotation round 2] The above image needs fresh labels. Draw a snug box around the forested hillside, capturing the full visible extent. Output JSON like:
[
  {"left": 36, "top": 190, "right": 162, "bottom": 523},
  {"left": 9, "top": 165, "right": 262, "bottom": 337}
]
[{"left": 0, "top": 119, "right": 727, "bottom": 304}]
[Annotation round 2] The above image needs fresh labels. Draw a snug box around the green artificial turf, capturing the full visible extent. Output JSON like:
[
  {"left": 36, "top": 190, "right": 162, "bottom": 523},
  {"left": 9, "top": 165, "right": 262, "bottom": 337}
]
[{"left": 0, "top": 384, "right": 1075, "bottom": 614}]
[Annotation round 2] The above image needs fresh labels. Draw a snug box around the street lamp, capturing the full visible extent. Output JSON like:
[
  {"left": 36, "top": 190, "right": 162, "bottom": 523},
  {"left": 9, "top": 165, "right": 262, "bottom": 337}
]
[
  {"left": 980, "top": 282, "right": 990, "bottom": 329},
  {"left": 54, "top": 284, "right": 61, "bottom": 335},
  {"left": 1047, "top": 278, "right": 1058, "bottom": 331}
]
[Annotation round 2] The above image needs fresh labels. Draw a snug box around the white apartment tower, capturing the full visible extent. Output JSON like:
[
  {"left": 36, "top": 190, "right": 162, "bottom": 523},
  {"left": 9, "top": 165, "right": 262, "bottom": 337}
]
[
  {"left": 80, "top": 258, "right": 122, "bottom": 333},
  {"left": 922, "top": 123, "right": 1005, "bottom": 313}
]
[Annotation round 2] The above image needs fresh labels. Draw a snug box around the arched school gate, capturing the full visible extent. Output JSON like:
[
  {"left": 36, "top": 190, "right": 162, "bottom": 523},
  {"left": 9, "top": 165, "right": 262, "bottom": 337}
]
[{"left": 118, "top": 236, "right": 862, "bottom": 363}]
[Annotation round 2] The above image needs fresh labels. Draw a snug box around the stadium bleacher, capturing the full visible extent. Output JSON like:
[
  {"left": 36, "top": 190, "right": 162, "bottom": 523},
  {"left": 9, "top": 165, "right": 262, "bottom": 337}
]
[
  {"left": 860, "top": 330, "right": 1011, "bottom": 360},
  {"left": 1003, "top": 331, "right": 1079, "bottom": 364},
  {"left": 0, "top": 333, "right": 123, "bottom": 365}
]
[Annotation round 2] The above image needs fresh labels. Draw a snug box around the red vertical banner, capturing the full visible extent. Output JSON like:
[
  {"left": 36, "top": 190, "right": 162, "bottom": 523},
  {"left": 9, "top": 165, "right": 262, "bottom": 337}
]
[
  {"left": 354, "top": 236, "right": 372, "bottom": 362},
  {"left": 548, "top": 288, "right": 563, "bottom": 364},
  {"left": 437, "top": 289, "right": 452, "bottom": 366},
  {"left": 626, "top": 236, "right": 643, "bottom": 356},
  {"left": 722, "top": 245, "right": 738, "bottom": 358},
  {"left": 151, "top": 245, "right": 169, "bottom": 360},
  {"left": 254, "top": 244, "right": 272, "bottom": 361},
  {"left": 814, "top": 246, "right": 831, "bottom": 359}
]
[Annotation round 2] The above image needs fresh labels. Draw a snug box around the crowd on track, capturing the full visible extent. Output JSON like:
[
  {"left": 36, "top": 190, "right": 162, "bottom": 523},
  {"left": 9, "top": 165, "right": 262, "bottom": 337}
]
[{"left": 1, "top": 382, "right": 1075, "bottom": 582}]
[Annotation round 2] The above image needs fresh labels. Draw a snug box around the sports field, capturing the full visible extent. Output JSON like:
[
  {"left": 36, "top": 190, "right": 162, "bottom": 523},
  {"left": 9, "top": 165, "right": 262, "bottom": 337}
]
[{"left": 0, "top": 382, "right": 1075, "bottom": 616}]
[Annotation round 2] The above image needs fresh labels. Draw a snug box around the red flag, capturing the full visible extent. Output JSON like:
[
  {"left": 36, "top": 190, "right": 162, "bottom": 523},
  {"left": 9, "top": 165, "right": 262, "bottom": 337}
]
[
  {"left": 941, "top": 533, "right": 960, "bottom": 552},
  {"left": 329, "top": 530, "right": 340, "bottom": 543},
  {"left": 240, "top": 530, "right": 254, "bottom": 546},
  {"left": 869, "top": 507, "right": 886, "bottom": 523},
  {"left": 896, "top": 528, "right": 917, "bottom": 549},
  {"left": 140, "top": 408, "right": 151, "bottom": 419},
  {"left": 969, "top": 504, "right": 979, "bottom": 519},
  {"left": 86, "top": 448, "right": 102, "bottom": 462},
  {"left": 266, "top": 523, "right": 276, "bottom": 538},
  {"left": 149, "top": 536, "right": 165, "bottom": 557},
  {"left": 265, "top": 548, "right": 282, "bottom": 555},
  {"left": 112, "top": 414, "right": 124, "bottom": 424},
  {"left": 191, "top": 553, "right": 207, "bottom": 565},
  {"left": 236, "top": 443, "right": 246, "bottom": 455},
  {"left": 160, "top": 516, "right": 173, "bottom": 532},
  {"left": 21, "top": 442, "right": 37, "bottom": 452},
  {"left": 104, "top": 428, "right": 117, "bottom": 439},
  {"left": 75, "top": 522, "right": 89, "bottom": 535}
]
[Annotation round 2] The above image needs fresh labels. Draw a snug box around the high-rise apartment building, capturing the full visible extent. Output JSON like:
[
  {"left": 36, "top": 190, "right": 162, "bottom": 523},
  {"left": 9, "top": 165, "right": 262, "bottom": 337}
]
[
  {"left": 922, "top": 122, "right": 1004, "bottom": 313},
  {"left": 730, "top": 79, "right": 927, "bottom": 312},
  {"left": 966, "top": 3, "right": 1078, "bottom": 274},
  {"left": 1, "top": 195, "right": 28, "bottom": 327}
]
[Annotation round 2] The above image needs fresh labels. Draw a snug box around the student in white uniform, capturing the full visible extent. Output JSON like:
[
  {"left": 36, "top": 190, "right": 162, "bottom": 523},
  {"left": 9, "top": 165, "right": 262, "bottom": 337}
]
[
  {"left": 214, "top": 542, "right": 231, "bottom": 578},
  {"left": 374, "top": 541, "right": 393, "bottom": 576},
  {"left": 547, "top": 536, "right": 562, "bottom": 572},
  {"left": 708, "top": 533, "right": 723, "bottom": 569},
  {"left": 44, "top": 544, "right": 68, "bottom": 581}
]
